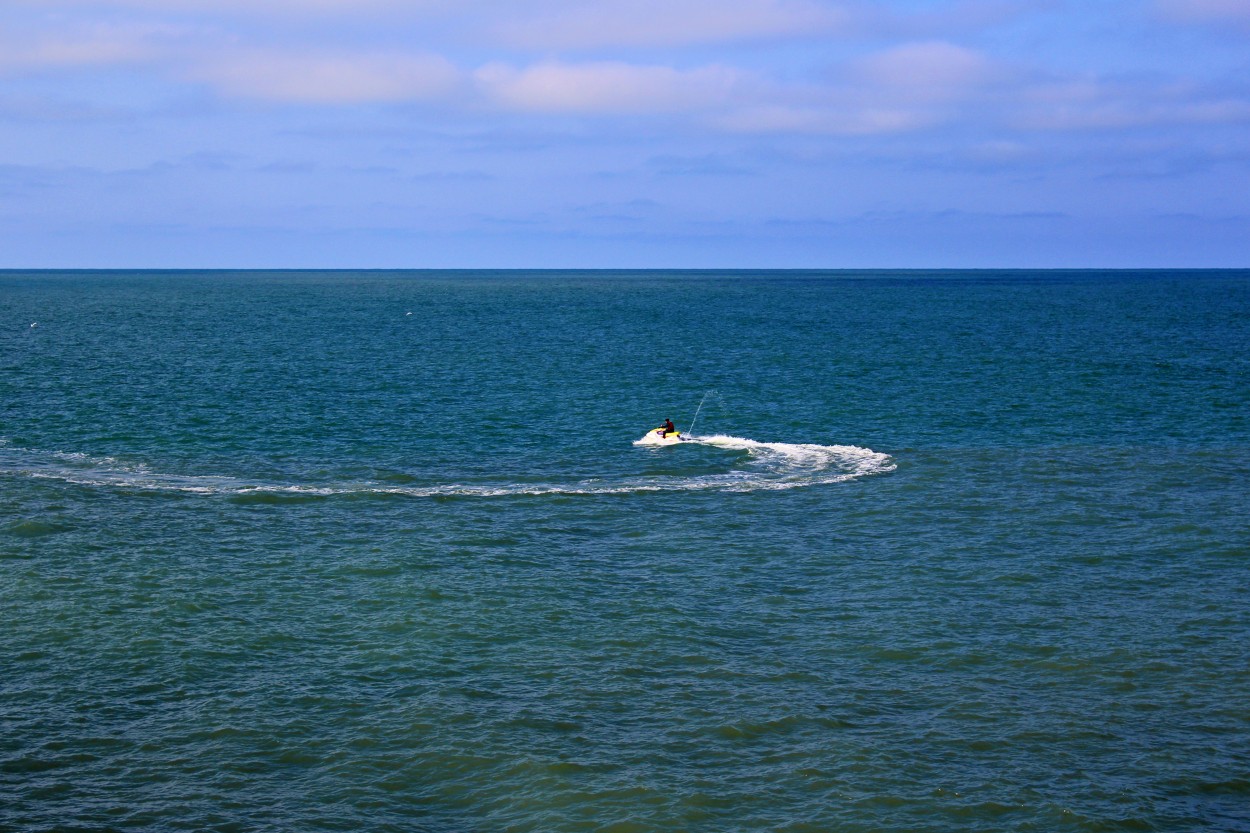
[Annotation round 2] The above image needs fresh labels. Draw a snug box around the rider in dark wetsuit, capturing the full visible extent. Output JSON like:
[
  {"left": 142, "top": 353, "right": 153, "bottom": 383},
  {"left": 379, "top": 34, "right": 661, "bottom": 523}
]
[{"left": 660, "top": 419, "right": 676, "bottom": 438}]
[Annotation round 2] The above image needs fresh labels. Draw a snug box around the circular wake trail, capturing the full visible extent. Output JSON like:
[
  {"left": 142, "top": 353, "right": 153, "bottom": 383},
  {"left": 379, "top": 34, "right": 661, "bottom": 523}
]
[{"left": 1, "top": 435, "right": 894, "bottom": 499}]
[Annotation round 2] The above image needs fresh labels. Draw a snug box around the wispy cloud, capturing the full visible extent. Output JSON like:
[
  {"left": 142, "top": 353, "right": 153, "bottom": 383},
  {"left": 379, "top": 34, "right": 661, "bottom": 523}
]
[
  {"left": 7, "top": 16, "right": 1244, "bottom": 143},
  {"left": 475, "top": 60, "right": 743, "bottom": 114},
  {"left": 7, "top": 0, "right": 453, "bottom": 15},
  {"left": 193, "top": 50, "right": 461, "bottom": 104},
  {"left": 0, "top": 22, "right": 175, "bottom": 75},
  {"left": 1013, "top": 77, "right": 1250, "bottom": 130},
  {"left": 867, "top": 0, "right": 1063, "bottom": 38},
  {"left": 851, "top": 41, "right": 993, "bottom": 100},
  {"left": 4, "top": 0, "right": 1249, "bottom": 266},
  {"left": 715, "top": 41, "right": 998, "bottom": 135},
  {"left": 1155, "top": 0, "right": 1250, "bottom": 27},
  {"left": 716, "top": 103, "right": 932, "bottom": 135},
  {"left": 492, "top": 0, "right": 850, "bottom": 49}
]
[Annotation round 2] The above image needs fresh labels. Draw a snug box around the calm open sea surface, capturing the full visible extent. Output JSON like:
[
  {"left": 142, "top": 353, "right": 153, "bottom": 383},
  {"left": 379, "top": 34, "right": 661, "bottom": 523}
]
[{"left": 2, "top": 270, "right": 1248, "bottom": 832}]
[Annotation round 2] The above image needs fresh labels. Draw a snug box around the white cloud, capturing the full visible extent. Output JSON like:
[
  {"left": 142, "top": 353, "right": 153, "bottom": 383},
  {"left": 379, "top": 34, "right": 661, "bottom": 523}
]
[
  {"left": 852, "top": 41, "right": 993, "bottom": 100},
  {"left": 0, "top": 23, "right": 175, "bottom": 75},
  {"left": 3, "top": 1, "right": 1244, "bottom": 143},
  {"left": 471, "top": 40, "right": 998, "bottom": 131},
  {"left": 475, "top": 61, "right": 743, "bottom": 114},
  {"left": 492, "top": 0, "right": 849, "bottom": 49},
  {"left": 194, "top": 51, "right": 461, "bottom": 104}
]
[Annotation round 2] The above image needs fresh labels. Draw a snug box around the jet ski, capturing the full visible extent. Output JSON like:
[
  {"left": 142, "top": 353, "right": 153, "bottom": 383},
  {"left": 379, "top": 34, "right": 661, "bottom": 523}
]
[{"left": 634, "top": 427, "right": 686, "bottom": 446}]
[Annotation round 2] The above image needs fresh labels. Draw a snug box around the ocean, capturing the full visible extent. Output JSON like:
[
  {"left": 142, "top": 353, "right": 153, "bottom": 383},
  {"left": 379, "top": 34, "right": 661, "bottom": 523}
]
[{"left": 2, "top": 270, "right": 1248, "bottom": 832}]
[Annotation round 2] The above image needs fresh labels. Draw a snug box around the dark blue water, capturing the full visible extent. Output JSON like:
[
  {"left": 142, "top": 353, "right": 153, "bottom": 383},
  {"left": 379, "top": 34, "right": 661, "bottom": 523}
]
[{"left": 3, "top": 270, "right": 1248, "bottom": 832}]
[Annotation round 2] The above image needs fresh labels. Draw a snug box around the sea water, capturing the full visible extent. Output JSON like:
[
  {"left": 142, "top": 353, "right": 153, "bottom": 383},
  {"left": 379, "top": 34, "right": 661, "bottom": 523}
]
[{"left": 2, "top": 270, "right": 1248, "bottom": 832}]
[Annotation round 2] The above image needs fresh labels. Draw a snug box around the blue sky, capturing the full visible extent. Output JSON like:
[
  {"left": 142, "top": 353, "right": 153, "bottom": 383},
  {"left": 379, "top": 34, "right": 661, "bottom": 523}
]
[{"left": 1, "top": 0, "right": 1247, "bottom": 267}]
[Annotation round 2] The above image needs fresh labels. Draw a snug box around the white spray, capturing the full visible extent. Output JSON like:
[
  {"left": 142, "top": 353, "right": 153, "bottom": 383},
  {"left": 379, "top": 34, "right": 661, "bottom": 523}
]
[{"left": 686, "top": 389, "right": 719, "bottom": 438}]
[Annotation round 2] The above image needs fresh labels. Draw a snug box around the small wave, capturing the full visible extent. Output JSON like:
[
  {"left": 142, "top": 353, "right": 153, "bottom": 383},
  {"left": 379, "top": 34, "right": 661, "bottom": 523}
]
[
  {"left": 3, "top": 519, "right": 72, "bottom": 539},
  {"left": 227, "top": 488, "right": 334, "bottom": 506}
]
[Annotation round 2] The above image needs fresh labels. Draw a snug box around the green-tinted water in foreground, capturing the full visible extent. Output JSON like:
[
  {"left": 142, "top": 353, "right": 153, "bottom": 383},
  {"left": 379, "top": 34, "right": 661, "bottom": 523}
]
[{"left": 3, "top": 270, "right": 1248, "bottom": 832}]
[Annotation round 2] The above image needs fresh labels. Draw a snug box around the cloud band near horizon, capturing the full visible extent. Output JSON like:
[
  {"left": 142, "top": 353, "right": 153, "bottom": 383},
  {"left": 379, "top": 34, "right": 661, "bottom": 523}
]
[{"left": 1, "top": 0, "right": 1247, "bottom": 267}]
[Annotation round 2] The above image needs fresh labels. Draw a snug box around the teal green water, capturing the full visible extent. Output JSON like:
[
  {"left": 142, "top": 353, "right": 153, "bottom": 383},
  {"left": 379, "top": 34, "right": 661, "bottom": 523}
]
[{"left": 2, "top": 270, "right": 1248, "bottom": 832}]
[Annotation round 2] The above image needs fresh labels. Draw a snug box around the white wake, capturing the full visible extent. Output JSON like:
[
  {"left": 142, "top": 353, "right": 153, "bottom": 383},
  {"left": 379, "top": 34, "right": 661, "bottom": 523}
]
[
  {"left": 665, "top": 433, "right": 894, "bottom": 490},
  {"left": 0, "top": 434, "right": 894, "bottom": 500}
]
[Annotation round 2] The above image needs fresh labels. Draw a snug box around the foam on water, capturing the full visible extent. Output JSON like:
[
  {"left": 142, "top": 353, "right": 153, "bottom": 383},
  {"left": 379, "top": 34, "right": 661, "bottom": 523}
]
[{"left": 694, "top": 433, "right": 895, "bottom": 485}]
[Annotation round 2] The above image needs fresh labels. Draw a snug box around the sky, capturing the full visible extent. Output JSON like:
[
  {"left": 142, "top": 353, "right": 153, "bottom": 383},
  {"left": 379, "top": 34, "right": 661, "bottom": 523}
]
[{"left": 1, "top": 0, "right": 1247, "bottom": 268}]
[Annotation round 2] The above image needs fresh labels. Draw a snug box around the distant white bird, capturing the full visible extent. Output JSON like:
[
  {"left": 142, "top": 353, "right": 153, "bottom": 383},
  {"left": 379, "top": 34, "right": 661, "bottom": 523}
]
[
  {"left": 405, "top": 312, "right": 413, "bottom": 316},
  {"left": 30, "top": 322, "right": 37, "bottom": 328}
]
